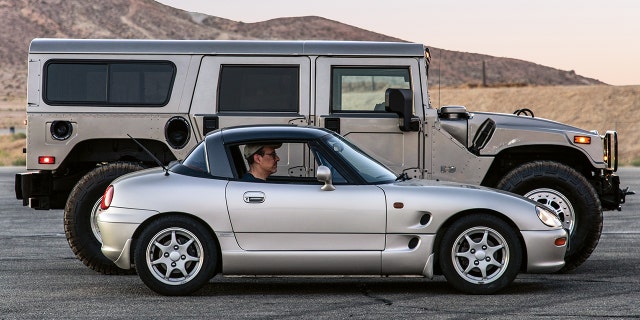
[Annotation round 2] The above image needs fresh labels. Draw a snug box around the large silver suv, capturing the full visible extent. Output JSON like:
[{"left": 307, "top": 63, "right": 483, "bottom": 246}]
[{"left": 15, "top": 38, "right": 626, "bottom": 274}]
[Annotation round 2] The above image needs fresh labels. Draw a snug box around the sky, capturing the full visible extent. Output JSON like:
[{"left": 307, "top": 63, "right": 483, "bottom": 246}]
[{"left": 155, "top": 0, "right": 640, "bottom": 86}]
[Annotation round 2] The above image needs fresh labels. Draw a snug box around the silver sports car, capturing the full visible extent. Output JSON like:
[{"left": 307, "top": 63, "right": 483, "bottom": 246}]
[{"left": 98, "top": 125, "right": 567, "bottom": 295}]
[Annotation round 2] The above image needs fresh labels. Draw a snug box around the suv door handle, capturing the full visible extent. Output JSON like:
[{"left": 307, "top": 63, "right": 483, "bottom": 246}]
[{"left": 243, "top": 191, "right": 265, "bottom": 203}]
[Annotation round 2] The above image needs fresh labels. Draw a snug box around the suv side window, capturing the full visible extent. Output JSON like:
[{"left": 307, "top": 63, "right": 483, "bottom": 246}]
[
  {"left": 331, "top": 67, "right": 411, "bottom": 112},
  {"left": 43, "top": 61, "right": 175, "bottom": 106},
  {"left": 218, "top": 66, "right": 299, "bottom": 112}
]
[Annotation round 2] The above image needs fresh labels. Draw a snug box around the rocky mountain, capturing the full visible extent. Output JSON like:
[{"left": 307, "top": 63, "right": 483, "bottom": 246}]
[{"left": 0, "top": 0, "right": 604, "bottom": 100}]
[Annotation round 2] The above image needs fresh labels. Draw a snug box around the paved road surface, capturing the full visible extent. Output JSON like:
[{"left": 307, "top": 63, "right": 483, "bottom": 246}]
[{"left": 1, "top": 166, "right": 639, "bottom": 319}]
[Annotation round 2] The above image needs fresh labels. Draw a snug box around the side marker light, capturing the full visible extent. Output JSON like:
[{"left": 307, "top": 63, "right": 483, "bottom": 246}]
[
  {"left": 555, "top": 237, "right": 567, "bottom": 246},
  {"left": 573, "top": 136, "right": 591, "bottom": 144}
]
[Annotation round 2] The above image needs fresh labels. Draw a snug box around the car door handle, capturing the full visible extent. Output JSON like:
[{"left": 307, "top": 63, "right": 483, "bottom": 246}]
[{"left": 243, "top": 191, "right": 265, "bottom": 203}]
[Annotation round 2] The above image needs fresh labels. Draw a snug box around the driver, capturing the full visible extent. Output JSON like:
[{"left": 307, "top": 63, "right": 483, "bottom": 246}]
[{"left": 242, "top": 143, "right": 282, "bottom": 182}]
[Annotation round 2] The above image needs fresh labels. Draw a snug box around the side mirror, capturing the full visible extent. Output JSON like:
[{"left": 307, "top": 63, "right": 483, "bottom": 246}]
[
  {"left": 385, "top": 88, "right": 419, "bottom": 132},
  {"left": 316, "top": 165, "right": 335, "bottom": 191}
]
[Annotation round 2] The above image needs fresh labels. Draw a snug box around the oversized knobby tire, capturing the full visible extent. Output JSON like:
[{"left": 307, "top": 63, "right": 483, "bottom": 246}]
[
  {"left": 496, "top": 161, "right": 602, "bottom": 273},
  {"left": 134, "top": 216, "right": 218, "bottom": 296},
  {"left": 439, "top": 213, "right": 522, "bottom": 294},
  {"left": 64, "top": 162, "right": 145, "bottom": 275}
]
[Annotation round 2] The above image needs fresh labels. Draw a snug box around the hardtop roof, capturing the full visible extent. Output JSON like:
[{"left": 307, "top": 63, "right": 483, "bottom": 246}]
[
  {"left": 213, "top": 125, "right": 332, "bottom": 145},
  {"left": 30, "top": 38, "right": 426, "bottom": 57}
]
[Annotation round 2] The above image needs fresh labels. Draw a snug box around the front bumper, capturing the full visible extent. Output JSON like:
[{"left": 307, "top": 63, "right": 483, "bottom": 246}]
[
  {"left": 599, "top": 173, "right": 634, "bottom": 211},
  {"left": 521, "top": 229, "right": 567, "bottom": 273}
]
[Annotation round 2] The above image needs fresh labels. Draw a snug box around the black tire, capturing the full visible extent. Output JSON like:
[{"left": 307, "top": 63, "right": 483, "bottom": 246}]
[
  {"left": 64, "top": 162, "right": 145, "bottom": 275},
  {"left": 439, "top": 213, "right": 522, "bottom": 294},
  {"left": 134, "top": 216, "right": 218, "bottom": 296},
  {"left": 496, "top": 161, "right": 602, "bottom": 273}
]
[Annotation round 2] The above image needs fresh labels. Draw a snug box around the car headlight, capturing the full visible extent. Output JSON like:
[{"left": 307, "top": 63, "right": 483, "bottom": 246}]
[{"left": 536, "top": 206, "right": 562, "bottom": 228}]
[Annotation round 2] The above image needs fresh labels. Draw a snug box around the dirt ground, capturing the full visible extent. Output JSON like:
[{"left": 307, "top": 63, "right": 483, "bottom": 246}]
[
  {"left": 430, "top": 85, "right": 640, "bottom": 165},
  {"left": 0, "top": 99, "right": 26, "bottom": 129}
]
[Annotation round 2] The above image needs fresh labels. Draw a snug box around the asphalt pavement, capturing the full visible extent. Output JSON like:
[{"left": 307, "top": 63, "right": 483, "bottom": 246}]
[{"left": 1, "top": 166, "right": 639, "bottom": 319}]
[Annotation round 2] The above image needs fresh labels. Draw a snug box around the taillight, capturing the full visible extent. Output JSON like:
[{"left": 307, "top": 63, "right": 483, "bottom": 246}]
[
  {"left": 38, "top": 156, "right": 55, "bottom": 164},
  {"left": 100, "top": 185, "right": 114, "bottom": 210}
]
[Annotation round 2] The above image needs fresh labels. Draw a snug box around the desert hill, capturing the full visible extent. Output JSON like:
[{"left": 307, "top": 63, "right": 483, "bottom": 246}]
[
  {"left": 2, "top": 0, "right": 638, "bottom": 166},
  {"left": 0, "top": 0, "right": 603, "bottom": 100}
]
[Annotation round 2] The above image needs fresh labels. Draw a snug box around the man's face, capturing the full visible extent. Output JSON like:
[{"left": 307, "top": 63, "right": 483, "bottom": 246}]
[{"left": 257, "top": 146, "right": 280, "bottom": 174}]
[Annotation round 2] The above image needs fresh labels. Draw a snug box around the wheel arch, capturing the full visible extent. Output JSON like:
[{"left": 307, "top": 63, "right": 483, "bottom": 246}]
[
  {"left": 433, "top": 209, "right": 528, "bottom": 274},
  {"left": 48, "top": 139, "right": 177, "bottom": 208},
  {"left": 481, "top": 145, "right": 596, "bottom": 188},
  {"left": 59, "top": 138, "right": 178, "bottom": 169},
  {"left": 130, "top": 212, "right": 222, "bottom": 274}
]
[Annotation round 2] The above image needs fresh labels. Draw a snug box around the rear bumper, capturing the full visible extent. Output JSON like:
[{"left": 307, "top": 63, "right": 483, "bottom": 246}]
[
  {"left": 15, "top": 171, "right": 53, "bottom": 210},
  {"left": 98, "top": 206, "right": 158, "bottom": 269}
]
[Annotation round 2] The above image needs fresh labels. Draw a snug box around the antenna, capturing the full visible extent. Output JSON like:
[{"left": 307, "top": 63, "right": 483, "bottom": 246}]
[
  {"left": 438, "top": 49, "right": 441, "bottom": 108},
  {"left": 127, "top": 134, "right": 169, "bottom": 176}
]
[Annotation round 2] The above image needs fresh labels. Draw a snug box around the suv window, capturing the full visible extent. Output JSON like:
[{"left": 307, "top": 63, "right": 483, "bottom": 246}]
[
  {"left": 331, "top": 67, "right": 411, "bottom": 112},
  {"left": 218, "top": 66, "right": 299, "bottom": 112},
  {"left": 44, "top": 61, "right": 175, "bottom": 106}
]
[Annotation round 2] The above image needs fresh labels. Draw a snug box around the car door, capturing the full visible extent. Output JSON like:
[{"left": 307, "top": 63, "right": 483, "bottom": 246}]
[
  {"left": 226, "top": 182, "right": 386, "bottom": 251},
  {"left": 225, "top": 141, "right": 387, "bottom": 251},
  {"left": 315, "top": 58, "right": 425, "bottom": 178}
]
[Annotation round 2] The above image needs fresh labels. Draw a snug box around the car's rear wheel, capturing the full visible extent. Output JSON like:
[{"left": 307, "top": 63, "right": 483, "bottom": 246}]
[
  {"left": 496, "top": 161, "right": 602, "bottom": 272},
  {"left": 64, "top": 162, "right": 144, "bottom": 274},
  {"left": 439, "top": 213, "right": 522, "bottom": 294},
  {"left": 134, "top": 216, "right": 218, "bottom": 296}
]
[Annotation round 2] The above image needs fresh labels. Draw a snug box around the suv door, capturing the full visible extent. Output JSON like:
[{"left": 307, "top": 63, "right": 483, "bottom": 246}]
[
  {"left": 315, "top": 58, "right": 424, "bottom": 177},
  {"left": 191, "top": 56, "right": 312, "bottom": 137}
]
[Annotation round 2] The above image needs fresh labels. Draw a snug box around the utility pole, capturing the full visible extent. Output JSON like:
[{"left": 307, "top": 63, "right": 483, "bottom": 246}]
[{"left": 482, "top": 60, "right": 487, "bottom": 87}]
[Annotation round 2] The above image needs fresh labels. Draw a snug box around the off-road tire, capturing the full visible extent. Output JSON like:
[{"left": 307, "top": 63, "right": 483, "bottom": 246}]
[
  {"left": 64, "top": 162, "right": 145, "bottom": 275},
  {"left": 497, "top": 161, "right": 602, "bottom": 273}
]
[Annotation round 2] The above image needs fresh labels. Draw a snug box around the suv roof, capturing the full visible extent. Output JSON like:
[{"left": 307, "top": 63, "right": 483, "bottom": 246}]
[{"left": 29, "top": 38, "right": 426, "bottom": 56}]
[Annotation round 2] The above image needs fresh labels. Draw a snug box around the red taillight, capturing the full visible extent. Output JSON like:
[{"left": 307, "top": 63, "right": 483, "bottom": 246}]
[
  {"left": 38, "top": 156, "right": 55, "bottom": 164},
  {"left": 100, "top": 185, "right": 114, "bottom": 210}
]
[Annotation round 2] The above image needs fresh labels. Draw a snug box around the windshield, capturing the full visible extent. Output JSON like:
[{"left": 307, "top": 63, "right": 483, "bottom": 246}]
[{"left": 321, "top": 134, "right": 397, "bottom": 184}]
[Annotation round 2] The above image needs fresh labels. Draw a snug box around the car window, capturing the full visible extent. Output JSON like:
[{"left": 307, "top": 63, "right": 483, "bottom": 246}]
[
  {"left": 181, "top": 142, "right": 208, "bottom": 173},
  {"left": 331, "top": 67, "right": 411, "bottom": 112},
  {"left": 311, "top": 148, "right": 347, "bottom": 184},
  {"left": 233, "top": 141, "right": 347, "bottom": 184}
]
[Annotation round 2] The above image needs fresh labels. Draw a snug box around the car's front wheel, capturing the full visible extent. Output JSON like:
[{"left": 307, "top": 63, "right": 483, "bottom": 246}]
[
  {"left": 134, "top": 216, "right": 218, "bottom": 296},
  {"left": 439, "top": 213, "right": 522, "bottom": 294}
]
